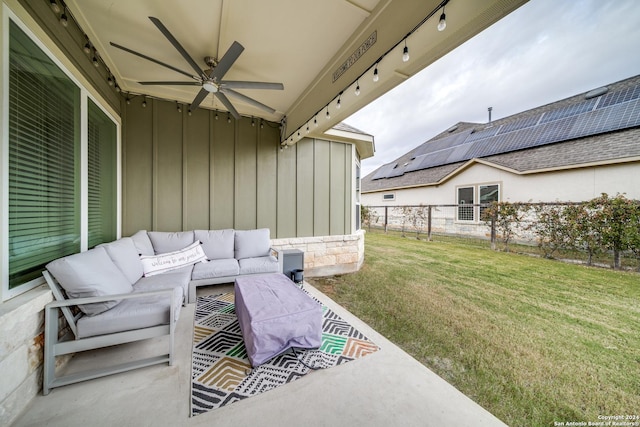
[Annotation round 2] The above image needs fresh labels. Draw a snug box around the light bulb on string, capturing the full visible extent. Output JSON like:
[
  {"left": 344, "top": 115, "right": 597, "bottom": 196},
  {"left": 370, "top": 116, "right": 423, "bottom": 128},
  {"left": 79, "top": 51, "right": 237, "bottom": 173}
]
[
  {"left": 438, "top": 7, "right": 447, "bottom": 31},
  {"left": 402, "top": 40, "right": 410, "bottom": 62},
  {"left": 373, "top": 64, "right": 379, "bottom": 82},
  {"left": 355, "top": 80, "right": 360, "bottom": 96}
]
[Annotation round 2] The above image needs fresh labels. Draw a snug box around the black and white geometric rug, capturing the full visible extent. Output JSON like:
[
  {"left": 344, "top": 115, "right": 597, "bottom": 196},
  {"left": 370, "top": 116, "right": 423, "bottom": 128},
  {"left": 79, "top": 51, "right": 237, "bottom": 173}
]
[{"left": 191, "top": 291, "right": 379, "bottom": 416}]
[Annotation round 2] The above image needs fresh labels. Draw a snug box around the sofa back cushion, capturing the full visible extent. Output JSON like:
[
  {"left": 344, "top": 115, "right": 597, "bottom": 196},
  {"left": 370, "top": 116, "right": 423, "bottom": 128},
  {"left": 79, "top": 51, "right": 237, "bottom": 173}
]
[
  {"left": 130, "top": 230, "right": 155, "bottom": 256},
  {"left": 46, "top": 247, "right": 133, "bottom": 316},
  {"left": 99, "top": 237, "right": 144, "bottom": 284},
  {"left": 140, "top": 241, "right": 207, "bottom": 277},
  {"left": 234, "top": 228, "right": 271, "bottom": 260},
  {"left": 195, "top": 229, "right": 235, "bottom": 260},
  {"left": 148, "top": 231, "right": 195, "bottom": 254}
]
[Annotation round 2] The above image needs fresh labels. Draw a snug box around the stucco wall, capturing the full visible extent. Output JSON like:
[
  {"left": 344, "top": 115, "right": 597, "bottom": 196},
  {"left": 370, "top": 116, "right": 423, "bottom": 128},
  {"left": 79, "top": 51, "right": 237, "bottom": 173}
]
[{"left": 362, "top": 161, "right": 640, "bottom": 207}]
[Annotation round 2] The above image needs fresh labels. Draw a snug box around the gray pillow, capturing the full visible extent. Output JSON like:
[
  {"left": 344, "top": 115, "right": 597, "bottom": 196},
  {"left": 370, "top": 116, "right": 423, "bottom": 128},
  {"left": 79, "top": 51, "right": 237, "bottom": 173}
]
[
  {"left": 130, "top": 230, "right": 154, "bottom": 256},
  {"left": 195, "top": 229, "right": 235, "bottom": 260},
  {"left": 46, "top": 247, "right": 133, "bottom": 316},
  {"left": 100, "top": 237, "right": 144, "bottom": 284},
  {"left": 148, "top": 231, "right": 194, "bottom": 254},
  {"left": 234, "top": 228, "right": 271, "bottom": 260}
]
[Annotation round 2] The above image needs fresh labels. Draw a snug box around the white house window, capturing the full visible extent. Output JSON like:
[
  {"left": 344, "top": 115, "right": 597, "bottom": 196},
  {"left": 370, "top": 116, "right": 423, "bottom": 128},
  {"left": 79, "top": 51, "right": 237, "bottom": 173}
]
[
  {"left": 4, "top": 17, "right": 118, "bottom": 298},
  {"left": 457, "top": 186, "right": 474, "bottom": 221},
  {"left": 479, "top": 184, "right": 500, "bottom": 219},
  {"left": 383, "top": 193, "right": 395, "bottom": 201}
]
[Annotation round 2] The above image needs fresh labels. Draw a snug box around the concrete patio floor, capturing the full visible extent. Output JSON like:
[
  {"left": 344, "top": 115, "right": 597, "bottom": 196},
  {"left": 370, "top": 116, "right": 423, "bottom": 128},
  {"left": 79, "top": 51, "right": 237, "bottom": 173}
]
[{"left": 12, "top": 283, "right": 507, "bottom": 427}]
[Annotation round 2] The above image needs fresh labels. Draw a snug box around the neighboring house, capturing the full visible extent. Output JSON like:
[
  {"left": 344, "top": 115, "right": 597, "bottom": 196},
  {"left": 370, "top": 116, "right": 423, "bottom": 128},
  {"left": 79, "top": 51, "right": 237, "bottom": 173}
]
[{"left": 362, "top": 74, "right": 640, "bottom": 227}]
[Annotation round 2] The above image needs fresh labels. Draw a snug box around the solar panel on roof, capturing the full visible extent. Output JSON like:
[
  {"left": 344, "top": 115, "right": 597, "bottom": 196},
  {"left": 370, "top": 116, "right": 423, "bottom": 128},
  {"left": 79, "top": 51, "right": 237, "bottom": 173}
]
[
  {"left": 371, "top": 162, "right": 397, "bottom": 180},
  {"left": 373, "top": 81, "right": 640, "bottom": 180},
  {"left": 498, "top": 114, "right": 541, "bottom": 134},
  {"left": 539, "top": 99, "right": 597, "bottom": 124},
  {"left": 596, "top": 84, "right": 640, "bottom": 108},
  {"left": 465, "top": 125, "right": 500, "bottom": 143}
]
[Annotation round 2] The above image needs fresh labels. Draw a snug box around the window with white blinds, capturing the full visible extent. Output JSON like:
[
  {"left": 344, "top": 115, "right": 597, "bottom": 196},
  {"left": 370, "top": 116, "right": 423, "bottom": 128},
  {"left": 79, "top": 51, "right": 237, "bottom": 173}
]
[
  {"left": 88, "top": 100, "right": 117, "bottom": 249},
  {"left": 6, "top": 19, "right": 117, "bottom": 293},
  {"left": 8, "top": 20, "right": 81, "bottom": 289}
]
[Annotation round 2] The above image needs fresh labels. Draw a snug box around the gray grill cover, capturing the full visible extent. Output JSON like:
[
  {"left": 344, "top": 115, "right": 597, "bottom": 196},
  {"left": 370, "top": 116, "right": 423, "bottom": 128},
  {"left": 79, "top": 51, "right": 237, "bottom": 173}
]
[{"left": 235, "top": 274, "right": 322, "bottom": 367}]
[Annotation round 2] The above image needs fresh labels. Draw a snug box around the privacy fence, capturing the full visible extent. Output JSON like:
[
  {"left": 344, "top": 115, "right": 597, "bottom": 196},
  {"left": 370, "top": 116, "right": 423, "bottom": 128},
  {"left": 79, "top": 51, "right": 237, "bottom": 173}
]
[{"left": 362, "top": 194, "right": 640, "bottom": 270}]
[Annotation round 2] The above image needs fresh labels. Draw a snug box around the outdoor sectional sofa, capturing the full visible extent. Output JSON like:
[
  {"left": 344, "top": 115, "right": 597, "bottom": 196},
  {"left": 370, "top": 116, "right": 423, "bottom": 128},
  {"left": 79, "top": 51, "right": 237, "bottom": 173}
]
[{"left": 41, "top": 228, "right": 282, "bottom": 394}]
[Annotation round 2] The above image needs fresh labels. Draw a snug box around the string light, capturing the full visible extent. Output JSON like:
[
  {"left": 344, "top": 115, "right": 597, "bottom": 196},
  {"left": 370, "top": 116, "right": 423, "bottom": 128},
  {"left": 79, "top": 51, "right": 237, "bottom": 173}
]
[
  {"left": 438, "top": 6, "right": 447, "bottom": 31},
  {"left": 251, "top": 117, "right": 255, "bottom": 126},
  {"left": 50, "top": 0, "right": 61, "bottom": 13},
  {"left": 227, "top": 113, "right": 231, "bottom": 123},
  {"left": 284, "top": 0, "right": 450, "bottom": 143},
  {"left": 60, "top": 11, "right": 68, "bottom": 27},
  {"left": 176, "top": 102, "right": 182, "bottom": 113},
  {"left": 142, "top": 97, "right": 147, "bottom": 108}
]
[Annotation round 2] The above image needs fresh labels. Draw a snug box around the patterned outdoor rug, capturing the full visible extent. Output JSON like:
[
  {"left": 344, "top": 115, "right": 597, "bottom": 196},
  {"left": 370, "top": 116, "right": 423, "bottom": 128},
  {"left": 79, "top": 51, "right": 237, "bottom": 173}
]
[{"left": 191, "top": 290, "right": 379, "bottom": 416}]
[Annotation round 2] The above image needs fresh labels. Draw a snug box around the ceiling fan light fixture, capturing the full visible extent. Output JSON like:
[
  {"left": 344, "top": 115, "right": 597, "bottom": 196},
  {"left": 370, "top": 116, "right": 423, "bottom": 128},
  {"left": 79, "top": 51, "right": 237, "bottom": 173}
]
[{"left": 202, "top": 81, "right": 218, "bottom": 93}]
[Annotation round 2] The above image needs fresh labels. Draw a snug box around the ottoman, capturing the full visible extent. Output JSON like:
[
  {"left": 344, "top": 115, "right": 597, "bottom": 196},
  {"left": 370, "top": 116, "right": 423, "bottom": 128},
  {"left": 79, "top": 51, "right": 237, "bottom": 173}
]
[{"left": 234, "top": 274, "right": 322, "bottom": 367}]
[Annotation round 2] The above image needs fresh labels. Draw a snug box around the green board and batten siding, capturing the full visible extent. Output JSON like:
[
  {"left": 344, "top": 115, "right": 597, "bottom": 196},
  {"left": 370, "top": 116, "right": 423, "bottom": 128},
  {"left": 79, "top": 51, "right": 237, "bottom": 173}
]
[{"left": 122, "top": 97, "right": 354, "bottom": 238}]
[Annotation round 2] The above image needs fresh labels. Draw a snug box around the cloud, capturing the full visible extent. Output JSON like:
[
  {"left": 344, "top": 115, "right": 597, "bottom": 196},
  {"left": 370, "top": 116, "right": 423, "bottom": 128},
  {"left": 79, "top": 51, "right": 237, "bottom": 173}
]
[{"left": 348, "top": 0, "right": 640, "bottom": 176}]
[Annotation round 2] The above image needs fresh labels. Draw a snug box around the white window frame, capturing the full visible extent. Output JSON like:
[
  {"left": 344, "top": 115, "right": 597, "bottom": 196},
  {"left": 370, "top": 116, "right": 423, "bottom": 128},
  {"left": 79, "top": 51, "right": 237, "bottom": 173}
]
[
  {"left": 456, "top": 186, "right": 475, "bottom": 222},
  {"left": 1, "top": 6, "right": 121, "bottom": 301}
]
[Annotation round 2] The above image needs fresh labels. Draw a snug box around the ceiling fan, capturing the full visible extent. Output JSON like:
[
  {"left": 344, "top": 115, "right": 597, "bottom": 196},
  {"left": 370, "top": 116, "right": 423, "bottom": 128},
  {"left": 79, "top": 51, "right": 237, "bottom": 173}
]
[{"left": 110, "top": 16, "right": 284, "bottom": 118}]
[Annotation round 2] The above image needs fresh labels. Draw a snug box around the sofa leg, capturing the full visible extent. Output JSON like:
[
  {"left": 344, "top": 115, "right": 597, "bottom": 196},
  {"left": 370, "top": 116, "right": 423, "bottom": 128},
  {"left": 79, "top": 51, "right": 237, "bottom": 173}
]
[{"left": 43, "top": 305, "right": 58, "bottom": 395}]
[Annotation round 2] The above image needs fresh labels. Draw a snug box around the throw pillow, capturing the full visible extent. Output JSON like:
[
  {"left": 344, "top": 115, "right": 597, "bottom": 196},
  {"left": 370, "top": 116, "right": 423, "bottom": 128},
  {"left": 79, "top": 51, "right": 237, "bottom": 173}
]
[{"left": 140, "top": 241, "right": 208, "bottom": 277}]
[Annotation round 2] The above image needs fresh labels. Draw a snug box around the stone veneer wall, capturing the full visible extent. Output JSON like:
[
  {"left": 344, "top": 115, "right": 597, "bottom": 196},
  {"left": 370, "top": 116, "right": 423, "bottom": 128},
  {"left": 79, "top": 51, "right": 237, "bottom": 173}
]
[
  {"left": 271, "top": 230, "right": 366, "bottom": 277},
  {"left": 0, "top": 286, "right": 52, "bottom": 426}
]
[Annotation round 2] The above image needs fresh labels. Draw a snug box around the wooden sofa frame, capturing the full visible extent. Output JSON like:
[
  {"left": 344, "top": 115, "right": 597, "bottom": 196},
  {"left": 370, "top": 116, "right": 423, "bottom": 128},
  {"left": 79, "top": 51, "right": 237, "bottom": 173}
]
[{"left": 42, "top": 271, "right": 178, "bottom": 395}]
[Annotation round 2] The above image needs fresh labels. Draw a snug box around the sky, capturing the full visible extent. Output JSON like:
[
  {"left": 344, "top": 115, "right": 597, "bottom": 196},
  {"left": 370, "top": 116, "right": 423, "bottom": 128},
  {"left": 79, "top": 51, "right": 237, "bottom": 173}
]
[{"left": 346, "top": 0, "right": 640, "bottom": 177}]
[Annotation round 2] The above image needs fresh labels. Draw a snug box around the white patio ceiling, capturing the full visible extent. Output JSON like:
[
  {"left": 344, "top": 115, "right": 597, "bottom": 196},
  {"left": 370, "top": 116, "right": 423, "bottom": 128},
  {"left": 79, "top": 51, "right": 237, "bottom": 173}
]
[{"left": 67, "top": 0, "right": 528, "bottom": 142}]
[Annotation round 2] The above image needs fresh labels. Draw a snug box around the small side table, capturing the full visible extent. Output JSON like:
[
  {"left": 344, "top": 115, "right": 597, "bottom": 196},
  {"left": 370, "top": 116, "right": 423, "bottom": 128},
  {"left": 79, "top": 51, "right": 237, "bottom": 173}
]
[{"left": 282, "top": 249, "right": 304, "bottom": 282}]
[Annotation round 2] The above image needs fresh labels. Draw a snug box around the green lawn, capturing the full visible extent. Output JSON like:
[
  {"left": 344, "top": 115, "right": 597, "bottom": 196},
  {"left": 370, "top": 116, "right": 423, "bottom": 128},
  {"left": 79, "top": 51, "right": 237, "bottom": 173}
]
[{"left": 308, "top": 231, "right": 640, "bottom": 427}]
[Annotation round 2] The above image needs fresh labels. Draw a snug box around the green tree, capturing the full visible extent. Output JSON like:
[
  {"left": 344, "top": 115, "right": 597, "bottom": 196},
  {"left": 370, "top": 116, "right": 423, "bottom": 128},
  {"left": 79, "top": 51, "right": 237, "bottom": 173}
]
[
  {"left": 588, "top": 193, "right": 634, "bottom": 269},
  {"left": 563, "top": 203, "right": 603, "bottom": 266}
]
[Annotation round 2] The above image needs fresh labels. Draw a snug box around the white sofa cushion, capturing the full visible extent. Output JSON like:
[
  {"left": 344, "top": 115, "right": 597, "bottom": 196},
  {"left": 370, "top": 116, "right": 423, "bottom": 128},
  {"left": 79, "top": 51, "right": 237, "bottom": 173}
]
[
  {"left": 238, "top": 256, "right": 279, "bottom": 275},
  {"left": 192, "top": 258, "right": 240, "bottom": 280},
  {"left": 130, "top": 230, "right": 155, "bottom": 256},
  {"left": 194, "top": 229, "right": 235, "bottom": 260},
  {"left": 134, "top": 265, "right": 192, "bottom": 301},
  {"left": 140, "top": 241, "right": 207, "bottom": 277},
  {"left": 99, "top": 237, "right": 144, "bottom": 284},
  {"left": 234, "top": 228, "right": 271, "bottom": 260},
  {"left": 46, "top": 247, "right": 133, "bottom": 316},
  {"left": 148, "top": 231, "right": 194, "bottom": 254}
]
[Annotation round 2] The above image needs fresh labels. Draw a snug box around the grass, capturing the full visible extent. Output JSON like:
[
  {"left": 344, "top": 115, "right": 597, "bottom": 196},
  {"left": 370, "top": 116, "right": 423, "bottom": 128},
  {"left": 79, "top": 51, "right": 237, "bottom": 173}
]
[{"left": 308, "top": 231, "right": 640, "bottom": 427}]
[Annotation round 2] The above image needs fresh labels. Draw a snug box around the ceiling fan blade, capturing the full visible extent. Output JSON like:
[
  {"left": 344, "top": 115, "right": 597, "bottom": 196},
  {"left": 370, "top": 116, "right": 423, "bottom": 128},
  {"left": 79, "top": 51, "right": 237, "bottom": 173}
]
[
  {"left": 139, "top": 81, "right": 201, "bottom": 86},
  {"left": 215, "top": 92, "right": 240, "bottom": 120},
  {"left": 149, "top": 16, "right": 204, "bottom": 78},
  {"left": 222, "top": 88, "right": 276, "bottom": 114},
  {"left": 110, "top": 42, "right": 195, "bottom": 79},
  {"left": 190, "top": 88, "right": 210, "bottom": 111},
  {"left": 210, "top": 41, "right": 244, "bottom": 82},
  {"left": 220, "top": 81, "right": 284, "bottom": 90}
]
